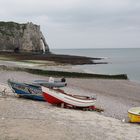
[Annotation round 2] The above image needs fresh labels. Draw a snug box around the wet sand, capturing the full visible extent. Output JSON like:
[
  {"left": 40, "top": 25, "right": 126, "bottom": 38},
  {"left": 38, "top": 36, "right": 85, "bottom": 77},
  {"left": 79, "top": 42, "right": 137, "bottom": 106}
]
[{"left": 0, "top": 70, "right": 140, "bottom": 139}]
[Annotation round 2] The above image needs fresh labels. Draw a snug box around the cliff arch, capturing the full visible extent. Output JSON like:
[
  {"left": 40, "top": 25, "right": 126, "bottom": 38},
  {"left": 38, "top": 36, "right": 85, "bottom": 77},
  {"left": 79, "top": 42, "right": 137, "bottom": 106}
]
[{"left": 0, "top": 22, "right": 49, "bottom": 53}]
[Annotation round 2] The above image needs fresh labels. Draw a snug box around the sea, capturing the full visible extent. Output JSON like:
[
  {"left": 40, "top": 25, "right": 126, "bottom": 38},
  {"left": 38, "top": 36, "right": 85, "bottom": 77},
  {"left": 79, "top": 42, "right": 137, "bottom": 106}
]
[{"left": 51, "top": 48, "right": 140, "bottom": 82}]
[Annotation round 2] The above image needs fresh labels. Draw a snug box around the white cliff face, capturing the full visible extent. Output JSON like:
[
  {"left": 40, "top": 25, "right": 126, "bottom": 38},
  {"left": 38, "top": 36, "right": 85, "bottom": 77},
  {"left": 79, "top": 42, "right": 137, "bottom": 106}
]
[{"left": 0, "top": 22, "right": 49, "bottom": 53}]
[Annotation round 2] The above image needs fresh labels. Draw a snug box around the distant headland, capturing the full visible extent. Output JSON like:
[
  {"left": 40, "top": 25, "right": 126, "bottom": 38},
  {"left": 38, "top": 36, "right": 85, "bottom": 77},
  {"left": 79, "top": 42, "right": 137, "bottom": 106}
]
[
  {"left": 0, "top": 21, "right": 106, "bottom": 65},
  {"left": 0, "top": 21, "right": 49, "bottom": 53}
]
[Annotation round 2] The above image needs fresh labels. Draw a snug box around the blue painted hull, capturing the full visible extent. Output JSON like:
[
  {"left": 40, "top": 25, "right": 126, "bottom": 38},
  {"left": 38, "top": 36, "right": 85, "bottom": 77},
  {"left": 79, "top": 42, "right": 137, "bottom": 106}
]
[
  {"left": 13, "top": 88, "right": 44, "bottom": 101},
  {"left": 8, "top": 80, "right": 45, "bottom": 101}
]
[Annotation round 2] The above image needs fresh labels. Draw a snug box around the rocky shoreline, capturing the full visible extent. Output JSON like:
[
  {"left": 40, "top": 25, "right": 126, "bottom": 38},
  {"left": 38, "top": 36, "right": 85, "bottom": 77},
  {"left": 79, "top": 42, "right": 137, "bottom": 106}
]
[
  {"left": 1, "top": 52, "right": 140, "bottom": 139},
  {"left": 0, "top": 52, "right": 107, "bottom": 65},
  {"left": 0, "top": 65, "right": 128, "bottom": 80}
]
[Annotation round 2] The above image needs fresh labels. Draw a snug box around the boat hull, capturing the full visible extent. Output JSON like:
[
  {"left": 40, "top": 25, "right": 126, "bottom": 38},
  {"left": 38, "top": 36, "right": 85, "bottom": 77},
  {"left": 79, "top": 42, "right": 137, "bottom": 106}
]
[
  {"left": 128, "top": 107, "right": 140, "bottom": 123},
  {"left": 8, "top": 79, "right": 45, "bottom": 101},
  {"left": 33, "top": 80, "right": 67, "bottom": 88},
  {"left": 43, "top": 92, "right": 62, "bottom": 104},
  {"left": 42, "top": 86, "right": 96, "bottom": 108}
]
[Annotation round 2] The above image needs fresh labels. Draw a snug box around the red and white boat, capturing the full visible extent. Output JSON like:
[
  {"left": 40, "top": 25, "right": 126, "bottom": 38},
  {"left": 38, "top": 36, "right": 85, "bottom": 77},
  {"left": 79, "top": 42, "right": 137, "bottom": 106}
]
[{"left": 42, "top": 86, "right": 96, "bottom": 109}]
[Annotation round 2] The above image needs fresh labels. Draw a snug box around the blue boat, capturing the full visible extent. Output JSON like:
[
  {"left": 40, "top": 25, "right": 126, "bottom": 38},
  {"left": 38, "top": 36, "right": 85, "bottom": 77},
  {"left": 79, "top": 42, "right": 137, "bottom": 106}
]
[{"left": 7, "top": 79, "right": 45, "bottom": 101}]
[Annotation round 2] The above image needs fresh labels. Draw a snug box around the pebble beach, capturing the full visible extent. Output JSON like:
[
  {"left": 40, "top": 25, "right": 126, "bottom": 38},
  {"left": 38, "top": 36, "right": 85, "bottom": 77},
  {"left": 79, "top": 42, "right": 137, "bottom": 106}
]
[{"left": 0, "top": 70, "right": 140, "bottom": 139}]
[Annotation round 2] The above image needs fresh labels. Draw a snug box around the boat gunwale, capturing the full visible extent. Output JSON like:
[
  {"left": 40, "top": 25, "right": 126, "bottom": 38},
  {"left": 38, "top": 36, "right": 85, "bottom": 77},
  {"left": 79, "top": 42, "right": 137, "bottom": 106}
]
[
  {"left": 43, "top": 87, "right": 96, "bottom": 101},
  {"left": 128, "top": 111, "right": 140, "bottom": 116},
  {"left": 128, "top": 107, "right": 140, "bottom": 116}
]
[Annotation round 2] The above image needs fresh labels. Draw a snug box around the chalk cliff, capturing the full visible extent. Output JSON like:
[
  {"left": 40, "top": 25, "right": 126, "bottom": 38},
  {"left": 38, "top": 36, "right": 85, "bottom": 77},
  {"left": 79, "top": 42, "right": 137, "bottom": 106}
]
[{"left": 0, "top": 22, "right": 49, "bottom": 53}]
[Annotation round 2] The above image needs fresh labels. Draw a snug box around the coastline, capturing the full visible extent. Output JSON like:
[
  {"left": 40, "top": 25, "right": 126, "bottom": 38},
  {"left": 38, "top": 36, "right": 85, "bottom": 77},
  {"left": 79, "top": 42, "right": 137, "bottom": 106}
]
[
  {"left": 0, "top": 53, "right": 140, "bottom": 139},
  {"left": 0, "top": 70, "right": 140, "bottom": 139},
  {"left": 0, "top": 52, "right": 106, "bottom": 65}
]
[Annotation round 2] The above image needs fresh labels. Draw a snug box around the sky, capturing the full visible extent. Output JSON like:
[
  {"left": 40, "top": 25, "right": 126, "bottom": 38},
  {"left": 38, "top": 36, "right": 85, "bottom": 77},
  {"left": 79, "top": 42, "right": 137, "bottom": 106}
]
[{"left": 0, "top": 0, "right": 140, "bottom": 49}]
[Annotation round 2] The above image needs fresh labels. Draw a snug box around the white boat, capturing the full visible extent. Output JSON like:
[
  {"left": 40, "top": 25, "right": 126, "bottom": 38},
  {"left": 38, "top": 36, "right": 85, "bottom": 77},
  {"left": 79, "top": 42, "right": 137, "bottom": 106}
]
[
  {"left": 33, "top": 77, "right": 67, "bottom": 88},
  {"left": 42, "top": 86, "right": 96, "bottom": 108}
]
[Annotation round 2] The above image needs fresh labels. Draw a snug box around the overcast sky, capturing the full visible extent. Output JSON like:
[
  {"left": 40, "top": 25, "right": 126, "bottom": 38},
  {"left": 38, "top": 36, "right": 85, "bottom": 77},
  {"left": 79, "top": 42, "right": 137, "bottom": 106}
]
[{"left": 0, "top": 0, "right": 140, "bottom": 49}]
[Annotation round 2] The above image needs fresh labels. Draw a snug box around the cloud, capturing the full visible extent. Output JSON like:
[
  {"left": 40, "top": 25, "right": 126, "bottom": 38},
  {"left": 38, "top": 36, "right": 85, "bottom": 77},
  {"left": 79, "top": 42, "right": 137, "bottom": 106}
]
[{"left": 0, "top": 0, "right": 140, "bottom": 48}]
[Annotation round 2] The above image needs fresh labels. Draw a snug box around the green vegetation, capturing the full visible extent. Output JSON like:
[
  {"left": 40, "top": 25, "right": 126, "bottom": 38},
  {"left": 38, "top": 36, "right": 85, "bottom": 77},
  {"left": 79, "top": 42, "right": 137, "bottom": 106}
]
[
  {"left": 0, "top": 65, "right": 128, "bottom": 80},
  {"left": 25, "top": 68, "right": 128, "bottom": 79},
  {"left": 0, "top": 29, "right": 14, "bottom": 37},
  {"left": 0, "top": 21, "right": 22, "bottom": 37},
  {"left": 0, "top": 21, "right": 20, "bottom": 30}
]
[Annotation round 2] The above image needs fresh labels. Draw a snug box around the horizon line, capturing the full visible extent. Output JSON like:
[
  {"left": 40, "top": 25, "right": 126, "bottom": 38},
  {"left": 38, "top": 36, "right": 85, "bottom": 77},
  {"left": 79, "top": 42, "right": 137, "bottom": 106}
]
[{"left": 50, "top": 47, "right": 140, "bottom": 50}]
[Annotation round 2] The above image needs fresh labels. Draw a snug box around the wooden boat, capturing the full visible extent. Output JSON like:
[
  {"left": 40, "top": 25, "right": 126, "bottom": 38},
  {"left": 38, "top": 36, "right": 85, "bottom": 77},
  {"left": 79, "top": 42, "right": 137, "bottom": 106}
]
[
  {"left": 128, "top": 107, "right": 140, "bottom": 122},
  {"left": 42, "top": 86, "right": 96, "bottom": 109},
  {"left": 8, "top": 79, "right": 45, "bottom": 101}
]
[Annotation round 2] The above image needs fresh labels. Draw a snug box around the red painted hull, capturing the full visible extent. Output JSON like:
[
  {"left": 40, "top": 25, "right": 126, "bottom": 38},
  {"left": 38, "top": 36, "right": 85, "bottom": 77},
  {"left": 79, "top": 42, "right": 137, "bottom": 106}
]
[
  {"left": 42, "top": 86, "right": 96, "bottom": 108},
  {"left": 43, "top": 93, "right": 63, "bottom": 104}
]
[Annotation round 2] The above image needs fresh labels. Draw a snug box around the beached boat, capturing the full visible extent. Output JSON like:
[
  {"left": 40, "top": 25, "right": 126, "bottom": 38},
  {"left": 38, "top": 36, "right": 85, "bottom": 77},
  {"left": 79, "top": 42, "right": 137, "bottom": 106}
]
[
  {"left": 128, "top": 107, "right": 140, "bottom": 123},
  {"left": 33, "top": 79, "right": 67, "bottom": 88},
  {"left": 8, "top": 79, "right": 45, "bottom": 101},
  {"left": 42, "top": 86, "right": 96, "bottom": 109}
]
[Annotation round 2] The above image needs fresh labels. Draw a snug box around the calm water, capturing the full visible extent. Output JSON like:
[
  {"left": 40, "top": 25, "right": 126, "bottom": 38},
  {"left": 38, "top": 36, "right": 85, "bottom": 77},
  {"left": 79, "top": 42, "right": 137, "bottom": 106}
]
[{"left": 51, "top": 48, "right": 140, "bottom": 82}]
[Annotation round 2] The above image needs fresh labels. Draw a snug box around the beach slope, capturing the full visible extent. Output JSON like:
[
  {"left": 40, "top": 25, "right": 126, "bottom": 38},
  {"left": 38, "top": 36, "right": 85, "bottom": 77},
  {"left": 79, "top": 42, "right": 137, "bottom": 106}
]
[{"left": 0, "top": 71, "right": 140, "bottom": 139}]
